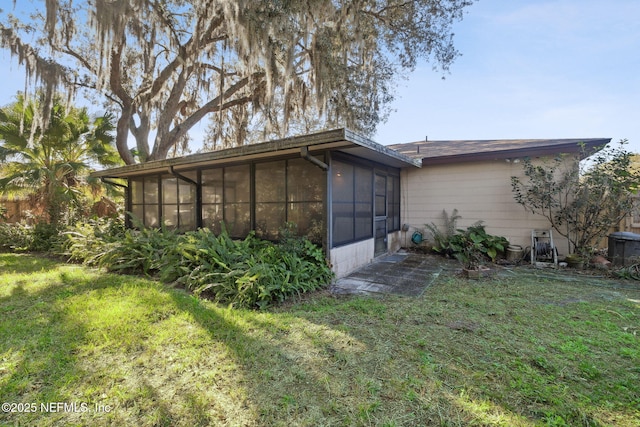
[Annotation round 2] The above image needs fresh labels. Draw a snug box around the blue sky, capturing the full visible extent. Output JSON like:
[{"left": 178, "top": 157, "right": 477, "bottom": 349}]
[
  {"left": 1, "top": 0, "right": 638, "bottom": 153},
  {"left": 374, "top": 0, "right": 640, "bottom": 152}
]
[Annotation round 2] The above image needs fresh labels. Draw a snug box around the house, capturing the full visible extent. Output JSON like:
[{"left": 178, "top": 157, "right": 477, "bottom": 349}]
[
  {"left": 91, "top": 128, "right": 610, "bottom": 278},
  {"left": 389, "top": 137, "right": 610, "bottom": 257}
]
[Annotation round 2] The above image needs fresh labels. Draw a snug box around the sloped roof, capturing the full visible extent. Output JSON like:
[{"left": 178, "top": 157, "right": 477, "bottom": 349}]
[
  {"left": 92, "top": 128, "right": 421, "bottom": 178},
  {"left": 387, "top": 138, "right": 612, "bottom": 165}
]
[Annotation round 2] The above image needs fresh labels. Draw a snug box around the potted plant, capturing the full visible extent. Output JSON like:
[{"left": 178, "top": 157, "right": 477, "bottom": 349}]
[
  {"left": 564, "top": 253, "right": 586, "bottom": 269},
  {"left": 426, "top": 219, "right": 507, "bottom": 279}
]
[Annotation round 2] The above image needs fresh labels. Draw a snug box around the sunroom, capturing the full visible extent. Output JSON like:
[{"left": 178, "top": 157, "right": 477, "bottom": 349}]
[{"left": 91, "top": 128, "right": 421, "bottom": 278}]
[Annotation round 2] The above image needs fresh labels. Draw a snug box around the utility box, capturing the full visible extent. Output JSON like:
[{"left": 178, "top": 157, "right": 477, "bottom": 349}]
[{"left": 608, "top": 232, "right": 640, "bottom": 266}]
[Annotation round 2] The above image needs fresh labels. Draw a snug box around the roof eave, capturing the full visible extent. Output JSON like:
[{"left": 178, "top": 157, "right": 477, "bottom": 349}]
[
  {"left": 91, "top": 128, "right": 420, "bottom": 179},
  {"left": 421, "top": 139, "right": 611, "bottom": 166}
]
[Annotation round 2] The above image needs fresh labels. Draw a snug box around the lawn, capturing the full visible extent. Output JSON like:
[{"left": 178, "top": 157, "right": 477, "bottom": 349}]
[{"left": 1, "top": 253, "right": 639, "bottom": 426}]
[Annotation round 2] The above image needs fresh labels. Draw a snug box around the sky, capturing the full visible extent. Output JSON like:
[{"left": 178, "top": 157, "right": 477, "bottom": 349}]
[
  {"left": 0, "top": 0, "right": 638, "bottom": 153},
  {"left": 374, "top": 0, "right": 640, "bottom": 152}
]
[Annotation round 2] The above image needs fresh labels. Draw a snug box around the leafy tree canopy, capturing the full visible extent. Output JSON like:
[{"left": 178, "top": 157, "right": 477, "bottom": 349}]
[
  {"left": 511, "top": 140, "right": 640, "bottom": 256},
  {"left": 0, "top": 94, "right": 121, "bottom": 224},
  {"left": 0, "top": 0, "right": 473, "bottom": 164}
]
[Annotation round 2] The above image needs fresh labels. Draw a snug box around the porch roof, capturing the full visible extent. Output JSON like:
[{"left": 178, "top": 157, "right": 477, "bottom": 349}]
[{"left": 91, "top": 128, "right": 421, "bottom": 178}]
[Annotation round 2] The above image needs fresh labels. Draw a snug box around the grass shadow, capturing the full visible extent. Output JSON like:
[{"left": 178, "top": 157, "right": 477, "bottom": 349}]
[
  {"left": 279, "top": 272, "right": 640, "bottom": 426},
  {"left": 1, "top": 253, "right": 640, "bottom": 426},
  {"left": 1, "top": 254, "right": 340, "bottom": 425}
]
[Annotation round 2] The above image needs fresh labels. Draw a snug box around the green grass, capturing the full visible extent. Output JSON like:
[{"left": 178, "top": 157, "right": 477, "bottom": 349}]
[{"left": 1, "top": 253, "right": 639, "bottom": 426}]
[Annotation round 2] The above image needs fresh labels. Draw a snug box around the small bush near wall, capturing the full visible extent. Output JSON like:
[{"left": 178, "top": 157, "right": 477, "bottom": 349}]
[
  {"left": 64, "top": 223, "right": 333, "bottom": 309},
  {"left": 0, "top": 222, "right": 65, "bottom": 253},
  {"left": 426, "top": 217, "right": 509, "bottom": 268},
  {"left": 0, "top": 223, "right": 32, "bottom": 251}
]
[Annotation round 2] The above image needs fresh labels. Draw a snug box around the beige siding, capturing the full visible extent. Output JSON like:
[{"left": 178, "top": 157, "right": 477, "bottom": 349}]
[{"left": 402, "top": 158, "right": 572, "bottom": 255}]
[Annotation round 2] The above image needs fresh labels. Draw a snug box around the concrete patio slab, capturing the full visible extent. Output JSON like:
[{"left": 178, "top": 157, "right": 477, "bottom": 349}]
[{"left": 331, "top": 251, "right": 445, "bottom": 296}]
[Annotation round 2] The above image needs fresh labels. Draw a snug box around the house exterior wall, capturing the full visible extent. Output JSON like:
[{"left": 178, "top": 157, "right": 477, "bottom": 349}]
[
  {"left": 329, "top": 238, "right": 375, "bottom": 278},
  {"left": 401, "top": 157, "right": 573, "bottom": 256},
  {"left": 329, "top": 231, "right": 402, "bottom": 278}
]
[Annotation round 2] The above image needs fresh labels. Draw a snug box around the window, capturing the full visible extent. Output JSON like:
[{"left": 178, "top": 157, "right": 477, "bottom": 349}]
[
  {"left": 332, "top": 160, "right": 373, "bottom": 246},
  {"left": 224, "top": 165, "right": 250, "bottom": 238},
  {"left": 255, "top": 159, "right": 326, "bottom": 241},
  {"left": 286, "top": 158, "right": 325, "bottom": 243},
  {"left": 161, "top": 173, "right": 196, "bottom": 231},
  {"left": 202, "top": 168, "right": 223, "bottom": 233},
  {"left": 331, "top": 158, "right": 401, "bottom": 247},
  {"left": 332, "top": 161, "right": 355, "bottom": 245},
  {"left": 355, "top": 166, "right": 373, "bottom": 240},
  {"left": 375, "top": 173, "right": 386, "bottom": 217},
  {"left": 201, "top": 160, "right": 325, "bottom": 240},
  {"left": 255, "top": 160, "right": 286, "bottom": 240},
  {"left": 387, "top": 175, "right": 401, "bottom": 232},
  {"left": 129, "top": 176, "right": 159, "bottom": 227}
]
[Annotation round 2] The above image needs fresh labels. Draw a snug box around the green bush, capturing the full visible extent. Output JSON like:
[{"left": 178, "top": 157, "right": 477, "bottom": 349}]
[
  {"left": 160, "top": 227, "right": 333, "bottom": 309},
  {"left": 0, "top": 222, "right": 65, "bottom": 253},
  {"left": 425, "top": 209, "right": 461, "bottom": 253},
  {"left": 428, "top": 221, "right": 508, "bottom": 268},
  {"left": 0, "top": 223, "right": 32, "bottom": 251},
  {"left": 29, "top": 222, "right": 62, "bottom": 252},
  {"left": 64, "top": 223, "right": 333, "bottom": 309},
  {"left": 97, "top": 226, "right": 178, "bottom": 275},
  {"left": 62, "top": 217, "right": 126, "bottom": 263}
]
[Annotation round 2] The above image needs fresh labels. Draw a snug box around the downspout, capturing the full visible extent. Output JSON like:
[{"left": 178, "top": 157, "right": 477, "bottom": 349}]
[
  {"left": 168, "top": 166, "right": 197, "bottom": 186},
  {"left": 300, "top": 146, "right": 328, "bottom": 170}
]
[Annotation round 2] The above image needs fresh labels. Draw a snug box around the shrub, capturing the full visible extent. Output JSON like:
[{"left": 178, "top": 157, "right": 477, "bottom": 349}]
[
  {"left": 64, "top": 223, "right": 333, "bottom": 309},
  {"left": 427, "top": 218, "right": 508, "bottom": 268},
  {"left": 0, "top": 223, "right": 32, "bottom": 251},
  {"left": 448, "top": 224, "right": 509, "bottom": 269},
  {"left": 97, "top": 226, "right": 179, "bottom": 275},
  {"left": 425, "top": 209, "right": 461, "bottom": 256},
  {"left": 29, "top": 222, "right": 62, "bottom": 252},
  {"left": 160, "top": 227, "right": 333, "bottom": 309},
  {"left": 62, "top": 217, "right": 126, "bottom": 263},
  {"left": 0, "top": 222, "right": 66, "bottom": 253}
]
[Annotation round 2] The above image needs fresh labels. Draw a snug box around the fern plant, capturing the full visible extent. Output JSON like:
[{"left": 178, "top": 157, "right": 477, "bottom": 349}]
[{"left": 425, "top": 208, "right": 461, "bottom": 256}]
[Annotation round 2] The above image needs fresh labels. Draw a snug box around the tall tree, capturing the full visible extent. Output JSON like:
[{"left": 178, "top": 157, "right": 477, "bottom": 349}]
[
  {"left": 0, "top": 0, "right": 473, "bottom": 164},
  {"left": 0, "top": 94, "right": 121, "bottom": 224}
]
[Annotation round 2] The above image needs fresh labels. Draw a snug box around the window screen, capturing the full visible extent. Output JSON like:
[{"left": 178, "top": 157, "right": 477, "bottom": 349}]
[
  {"left": 161, "top": 175, "right": 196, "bottom": 231},
  {"left": 255, "top": 161, "right": 286, "bottom": 240},
  {"left": 128, "top": 176, "right": 159, "bottom": 228},
  {"left": 202, "top": 168, "right": 223, "bottom": 233},
  {"left": 387, "top": 175, "right": 401, "bottom": 232},
  {"left": 332, "top": 160, "right": 373, "bottom": 246},
  {"left": 224, "top": 165, "right": 250, "bottom": 237}
]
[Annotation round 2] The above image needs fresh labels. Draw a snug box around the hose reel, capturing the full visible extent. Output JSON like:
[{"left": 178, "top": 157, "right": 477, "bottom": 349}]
[{"left": 531, "top": 229, "right": 558, "bottom": 267}]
